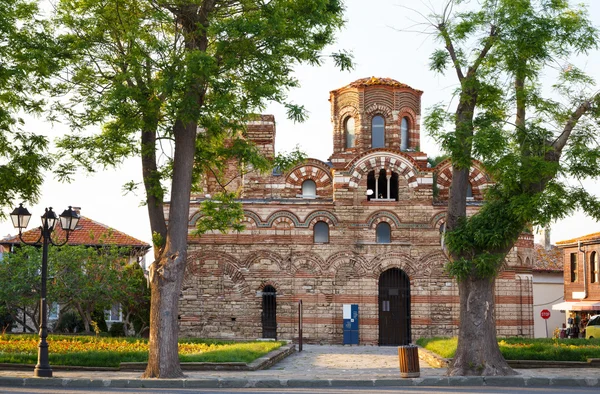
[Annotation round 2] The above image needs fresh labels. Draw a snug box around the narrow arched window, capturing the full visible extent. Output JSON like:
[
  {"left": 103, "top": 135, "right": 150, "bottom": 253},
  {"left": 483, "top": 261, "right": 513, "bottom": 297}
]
[
  {"left": 302, "top": 179, "right": 316, "bottom": 198},
  {"left": 345, "top": 117, "right": 355, "bottom": 148},
  {"left": 591, "top": 252, "right": 598, "bottom": 284},
  {"left": 314, "top": 221, "right": 329, "bottom": 243},
  {"left": 401, "top": 117, "right": 409, "bottom": 151},
  {"left": 372, "top": 115, "right": 385, "bottom": 148},
  {"left": 466, "top": 183, "right": 473, "bottom": 199},
  {"left": 376, "top": 222, "right": 391, "bottom": 244}
]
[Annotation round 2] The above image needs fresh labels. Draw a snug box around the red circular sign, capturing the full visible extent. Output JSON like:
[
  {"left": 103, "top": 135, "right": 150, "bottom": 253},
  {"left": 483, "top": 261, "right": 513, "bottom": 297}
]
[{"left": 540, "top": 309, "right": 551, "bottom": 319}]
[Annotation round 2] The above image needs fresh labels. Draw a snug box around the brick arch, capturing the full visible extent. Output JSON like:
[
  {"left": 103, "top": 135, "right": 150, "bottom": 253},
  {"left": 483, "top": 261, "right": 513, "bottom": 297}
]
[
  {"left": 185, "top": 250, "right": 250, "bottom": 295},
  {"left": 327, "top": 251, "right": 369, "bottom": 275},
  {"left": 338, "top": 105, "right": 360, "bottom": 128},
  {"left": 419, "top": 251, "right": 449, "bottom": 279},
  {"left": 186, "top": 250, "right": 241, "bottom": 277},
  {"left": 430, "top": 211, "right": 446, "bottom": 228},
  {"left": 434, "top": 159, "right": 492, "bottom": 200},
  {"left": 305, "top": 210, "right": 338, "bottom": 228},
  {"left": 257, "top": 280, "right": 283, "bottom": 292},
  {"left": 325, "top": 251, "right": 369, "bottom": 274},
  {"left": 368, "top": 252, "right": 418, "bottom": 279},
  {"left": 242, "top": 210, "right": 262, "bottom": 229},
  {"left": 290, "top": 252, "right": 326, "bottom": 275},
  {"left": 365, "top": 103, "right": 393, "bottom": 119},
  {"left": 346, "top": 152, "right": 421, "bottom": 190},
  {"left": 285, "top": 159, "right": 333, "bottom": 187},
  {"left": 243, "top": 250, "right": 288, "bottom": 271},
  {"left": 366, "top": 210, "right": 401, "bottom": 229},
  {"left": 265, "top": 211, "right": 301, "bottom": 228}
]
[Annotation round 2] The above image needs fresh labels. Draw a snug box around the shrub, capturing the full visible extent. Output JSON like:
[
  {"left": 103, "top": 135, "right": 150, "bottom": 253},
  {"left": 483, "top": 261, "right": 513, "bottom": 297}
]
[
  {"left": 53, "top": 311, "right": 84, "bottom": 333},
  {"left": 109, "top": 322, "right": 125, "bottom": 337}
]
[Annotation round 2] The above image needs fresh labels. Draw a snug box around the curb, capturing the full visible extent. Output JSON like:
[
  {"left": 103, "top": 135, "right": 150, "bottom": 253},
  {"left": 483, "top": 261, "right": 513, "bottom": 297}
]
[{"left": 0, "top": 376, "right": 599, "bottom": 388}]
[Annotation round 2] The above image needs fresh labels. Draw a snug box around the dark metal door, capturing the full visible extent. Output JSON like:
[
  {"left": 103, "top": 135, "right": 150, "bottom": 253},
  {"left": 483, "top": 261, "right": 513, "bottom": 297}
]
[
  {"left": 379, "top": 268, "right": 411, "bottom": 346},
  {"left": 262, "top": 285, "right": 277, "bottom": 339}
]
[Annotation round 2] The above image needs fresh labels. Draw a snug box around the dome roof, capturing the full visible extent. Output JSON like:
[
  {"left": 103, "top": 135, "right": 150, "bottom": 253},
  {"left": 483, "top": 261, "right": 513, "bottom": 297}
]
[{"left": 331, "top": 77, "right": 422, "bottom": 93}]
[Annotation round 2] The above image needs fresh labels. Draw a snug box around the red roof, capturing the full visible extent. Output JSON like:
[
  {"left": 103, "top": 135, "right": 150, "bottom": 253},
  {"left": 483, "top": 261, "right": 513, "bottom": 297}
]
[
  {"left": 331, "top": 77, "right": 423, "bottom": 93},
  {"left": 533, "top": 244, "right": 563, "bottom": 272},
  {"left": 556, "top": 232, "right": 600, "bottom": 246},
  {"left": 1, "top": 216, "right": 150, "bottom": 251}
]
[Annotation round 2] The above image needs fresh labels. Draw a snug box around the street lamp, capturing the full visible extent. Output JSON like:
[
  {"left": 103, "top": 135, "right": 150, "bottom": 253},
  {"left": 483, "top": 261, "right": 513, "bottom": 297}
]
[{"left": 10, "top": 204, "right": 80, "bottom": 378}]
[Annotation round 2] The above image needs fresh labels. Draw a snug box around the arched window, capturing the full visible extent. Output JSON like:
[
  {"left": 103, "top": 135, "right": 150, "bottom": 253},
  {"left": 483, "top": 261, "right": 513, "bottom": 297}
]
[
  {"left": 345, "top": 117, "right": 355, "bottom": 148},
  {"left": 591, "top": 252, "right": 598, "bottom": 284},
  {"left": 302, "top": 179, "right": 316, "bottom": 198},
  {"left": 366, "top": 169, "right": 398, "bottom": 201},
  {"left": 371, "top": 115, "right": 385, "bottom": 148},
  {"left": 466, "top": 183, "right": 473, "bottom": 199},
  {"left": 400, "top": 117, "right": 409, "bottom": 151},
  {"left": 313, "top": 221, "right": 329, "bottom": 243},
  {"left": 376, "top": 222, "right": 391, "bottom": 244}
]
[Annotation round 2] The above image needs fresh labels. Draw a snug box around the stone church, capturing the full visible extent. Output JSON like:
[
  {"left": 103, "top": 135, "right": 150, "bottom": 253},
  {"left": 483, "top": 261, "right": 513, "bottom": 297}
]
[{"left": 177, "top": 77, "right": 534, "bottom": 345}]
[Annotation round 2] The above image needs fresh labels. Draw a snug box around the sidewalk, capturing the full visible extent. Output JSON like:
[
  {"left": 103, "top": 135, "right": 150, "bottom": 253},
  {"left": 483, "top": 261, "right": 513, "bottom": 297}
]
[{"left": 0, "top": 345, "right": 599, "bottom": 389}]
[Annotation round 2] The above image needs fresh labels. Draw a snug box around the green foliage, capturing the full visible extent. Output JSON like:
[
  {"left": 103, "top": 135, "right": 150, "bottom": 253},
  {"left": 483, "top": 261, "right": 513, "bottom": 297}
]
[
  {"left": 109, "top": 322, "right": 126, "bottom": 337},
  {"left": 427, "top": 0, "right": 600, "bottom": 282},
  {"left": 0, "top": 0, "right": 63, "bottom": 214},
  {"left": 53, "top": 311, "right": 84, "bottom": 333},
  {"left": 195, "top": 192, "right": 245, "bottom": 235},
  {"left": 417, "top": 337, "right": 600, "bottom": 362}
]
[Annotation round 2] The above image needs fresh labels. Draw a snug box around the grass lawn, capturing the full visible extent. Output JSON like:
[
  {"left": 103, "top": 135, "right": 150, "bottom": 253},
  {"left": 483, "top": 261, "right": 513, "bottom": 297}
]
[
  {"left": 416, "top": 337, "right": 600, "bottom": 362},
  {"left": 0, "top": 334, "right": 283, "bottom": 367}
]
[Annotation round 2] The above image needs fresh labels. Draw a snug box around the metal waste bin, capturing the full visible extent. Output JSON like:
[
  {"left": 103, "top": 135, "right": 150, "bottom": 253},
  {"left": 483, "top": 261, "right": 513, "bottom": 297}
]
[{"left": 398, "top": 345, "right": 420, "bottom": 378}]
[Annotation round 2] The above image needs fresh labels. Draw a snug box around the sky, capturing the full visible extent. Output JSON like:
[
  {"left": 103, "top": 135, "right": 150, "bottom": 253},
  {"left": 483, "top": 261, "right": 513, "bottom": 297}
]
[{"left": 1, "top": 0, "right": 600, "bottom": 252}]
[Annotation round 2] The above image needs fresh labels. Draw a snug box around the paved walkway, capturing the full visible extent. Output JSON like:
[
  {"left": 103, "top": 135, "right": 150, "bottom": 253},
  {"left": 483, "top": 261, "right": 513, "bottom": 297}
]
[{"left": 0, "top": 345, "right": 598, "bottom": 388}]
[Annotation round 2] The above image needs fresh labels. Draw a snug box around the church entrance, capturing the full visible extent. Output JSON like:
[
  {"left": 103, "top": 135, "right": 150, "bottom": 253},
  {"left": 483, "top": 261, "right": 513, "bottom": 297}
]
[
  {"left": 378, "top": 268, "right": 411, "bottom": 345},
  {"left": 261, "top": 285, "right": 277, "bottom": 339}
]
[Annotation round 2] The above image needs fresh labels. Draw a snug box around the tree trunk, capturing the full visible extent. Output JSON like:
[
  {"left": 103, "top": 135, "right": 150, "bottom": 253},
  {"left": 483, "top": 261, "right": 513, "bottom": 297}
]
[
  {"left": 448, "top": 277, "right": 517, "bottom": 376},
  {"left": 142, "top": 119, "right": 197, "bottom": 378}
]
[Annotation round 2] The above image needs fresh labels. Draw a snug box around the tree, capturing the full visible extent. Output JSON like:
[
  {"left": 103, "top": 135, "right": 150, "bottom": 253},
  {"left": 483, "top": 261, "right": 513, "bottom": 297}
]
[
  {"left": 0, "top": 0, "right": 60, "bottom": 212},
  {"left": 49, "top": 245, "right": 125, "bottom": 333},
  {"left": 424, "top": 0, "right": 600, "bottom": 376},
  {"left": 0, "top": 246, "right": 42, "bottom": 332},
  {"left": 52, "top": 0, "right": 350, "bottom": 377},
  {"left": 117, "top": 263, "right": 151, "bottom": 337}
]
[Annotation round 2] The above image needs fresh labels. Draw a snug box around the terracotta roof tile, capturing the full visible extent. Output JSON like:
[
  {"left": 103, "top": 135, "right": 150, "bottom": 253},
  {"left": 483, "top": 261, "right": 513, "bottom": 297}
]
[
  {"left": 331, "top": 77, "right": 422, "bottom": 93},
  {"left": 533, "top": 244, "right": 563, "bottom": 272},
  {"left": 1, "top": 216, "right": 150, "bottom": 250},
  {"left": 556, "top": 232, "right": 600, "bottom": 246}
]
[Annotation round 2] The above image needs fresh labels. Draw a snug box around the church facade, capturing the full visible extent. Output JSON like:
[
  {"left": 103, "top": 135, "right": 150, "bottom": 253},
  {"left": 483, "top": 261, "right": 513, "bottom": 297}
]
[{"left": 176, "top": 77, "right": 534, "bottom": 345}]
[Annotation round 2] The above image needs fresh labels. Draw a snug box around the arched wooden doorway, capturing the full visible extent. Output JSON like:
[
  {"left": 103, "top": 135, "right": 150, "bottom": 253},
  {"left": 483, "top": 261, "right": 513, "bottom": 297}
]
[
  {"left": 261, "top": 285, "right": 277, "bottom": 339},
  {"left": 378, "top": 268, "right": 411, "bottom": 345}
]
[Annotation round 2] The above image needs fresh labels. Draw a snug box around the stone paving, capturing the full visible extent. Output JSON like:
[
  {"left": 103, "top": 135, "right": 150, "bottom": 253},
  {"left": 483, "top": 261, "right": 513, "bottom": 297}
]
[{"left": 0, "top": 345, "right": 598, "bottom": 388}]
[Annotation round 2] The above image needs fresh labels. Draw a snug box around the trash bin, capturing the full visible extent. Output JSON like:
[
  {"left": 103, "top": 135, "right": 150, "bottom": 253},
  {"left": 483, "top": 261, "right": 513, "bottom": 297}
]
[{"left": 398, "top": 344, "right": 420, "bottom": 378}]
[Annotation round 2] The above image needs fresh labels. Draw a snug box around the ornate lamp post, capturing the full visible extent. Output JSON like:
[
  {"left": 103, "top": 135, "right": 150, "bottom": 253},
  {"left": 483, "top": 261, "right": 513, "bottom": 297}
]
[{"left": 10, "top": 204, "right": 80, "bottom": 378}]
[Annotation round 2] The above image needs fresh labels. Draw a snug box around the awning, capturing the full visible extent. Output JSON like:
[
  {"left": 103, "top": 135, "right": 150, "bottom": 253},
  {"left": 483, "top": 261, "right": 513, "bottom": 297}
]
[{"left": 552, "top": 301, "right": 600, "bottom": 311}]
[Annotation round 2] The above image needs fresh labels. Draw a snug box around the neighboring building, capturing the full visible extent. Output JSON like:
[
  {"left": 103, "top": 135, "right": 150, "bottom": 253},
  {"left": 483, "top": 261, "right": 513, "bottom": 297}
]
[
  {"left": 532, "top": 228, "right": 564, "bottom": 337},
  {"left": 176, "top": 77, "right": 535, "bottom": 345},
  {"left": 553, "top": 232, "right": 600, "bottom": 337},
  {"left": 1, "top": 215, "right": 150, "bottom": 332}
]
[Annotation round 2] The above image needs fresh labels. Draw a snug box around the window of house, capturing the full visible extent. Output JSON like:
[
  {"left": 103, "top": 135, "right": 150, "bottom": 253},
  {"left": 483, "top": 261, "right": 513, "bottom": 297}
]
[
  {"left": 371, "top": 115, "right": 385, "bottom": 148},
  {"left": 467, "top": 183, "right": 473, "bottom": 199},
  {"left": 591, "top": 251, "right": 598, "bottom": 284},
  {"left": 366, "top": 169, "right": 398, "bottom": 201},
  {"left": 105, "top": 304, "right": 122, "bottom": 322},
  {"left": 345, "top": 117, "right": 355, "bottom": 148},
  {"left": 313, "top": 221, "right": 329, "bottom": 243},
  {"left": 376, "top": 222, "right": 391, "bottom": 244},
  {"left": 570, "top": 253, "right": 577, "bottom": 282},
  {"left": 401, "top": 117, "right": 409, "bottom": 151},
  {"left": 301, "top": 179, "right": 316, "bottom": 198},
  {"left": 48, "top": 302, "right": 59, "bottom": 320}
]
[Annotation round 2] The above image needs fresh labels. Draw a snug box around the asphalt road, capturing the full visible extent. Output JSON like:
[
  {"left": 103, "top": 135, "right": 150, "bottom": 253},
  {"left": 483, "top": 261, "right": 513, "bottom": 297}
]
[{"left": 2, "top": 387, "right": 600, "bottom": 394}]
